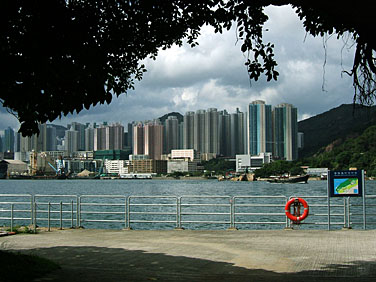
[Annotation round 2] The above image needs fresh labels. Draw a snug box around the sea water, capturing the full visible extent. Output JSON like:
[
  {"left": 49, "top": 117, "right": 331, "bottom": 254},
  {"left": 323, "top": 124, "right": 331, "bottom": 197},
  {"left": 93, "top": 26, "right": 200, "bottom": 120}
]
[{"left": 1, "top": 179, "right": 375, "bottom": 230}]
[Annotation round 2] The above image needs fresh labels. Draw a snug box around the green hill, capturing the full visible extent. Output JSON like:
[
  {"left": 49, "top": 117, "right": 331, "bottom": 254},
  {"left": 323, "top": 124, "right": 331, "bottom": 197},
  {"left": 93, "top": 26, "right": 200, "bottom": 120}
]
[
  {"left": 298, "top": 104, "right": 376, "bottom": 158},
  {"left": 158, "top": 112, "right": 183, "bottom": 123},
  {"left": 304, "top": 125, "right": 376, "bottom": 176}
]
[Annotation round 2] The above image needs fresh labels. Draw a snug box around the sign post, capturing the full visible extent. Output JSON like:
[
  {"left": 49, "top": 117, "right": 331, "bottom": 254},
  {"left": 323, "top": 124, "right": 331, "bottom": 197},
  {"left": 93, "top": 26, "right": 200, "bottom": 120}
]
[{"left": 327, "top": 170, "right": 365, "bottom": 230}]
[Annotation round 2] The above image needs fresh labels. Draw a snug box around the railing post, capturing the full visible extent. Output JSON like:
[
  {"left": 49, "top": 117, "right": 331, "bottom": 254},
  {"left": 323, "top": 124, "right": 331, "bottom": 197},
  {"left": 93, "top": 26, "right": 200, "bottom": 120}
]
[
  {"left": 127, "top": 196, "right": 131, "bottom": 229},
  {"left": 362, "top": 171, "right": 366, "bottom": 230},
  {"left": 124, "top": 197, "right": 127, "bottom": 229},
  {"left": 327, "top": 189, "right": 331, "bottom": 231},
  {"left": 30, "top": 195, "right": 34, "bottom": 226},
  {"left": 343, "top": 198, "right": 346, "bottom": 228},
  {"left": 347, "top": 197, "right": 351, "bottom": 228},
  {"left": 34, "top": 202, "right": 37, "bottom": 234},
  {"left": 48, "top": 202, "right": 51, "bottom": 231},
  {"left": 285, "top": 197, "right": 289, "bottom": 229},
  {"left": 59, "top": 201, "right": 63, "bottom": 230},
  {"left": 71, "top": 200, "right": 74, "bottom": 228},
  {"left": 176, "top": 197, "right": 179, "bottom": 229},
  {"left": 10, "top": 203, "right": 14, "bottom": 232},
  {"left": 77, "top": 196, "right": 81, "bottom": 228},
  {"left": 232, "top": 197, "right": 236, "bottom": 230},
  {"left": 230, "top": 197, "right": 234, "bottom": 229}
]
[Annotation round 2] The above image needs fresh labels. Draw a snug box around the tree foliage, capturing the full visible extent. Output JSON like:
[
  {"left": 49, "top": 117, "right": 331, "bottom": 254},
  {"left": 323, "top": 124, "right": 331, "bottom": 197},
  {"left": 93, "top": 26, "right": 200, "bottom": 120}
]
[
  {"left": 1, "top": 1, "right": 375, "bottom": 135},
  {"left": 254, "top": 160, "right": 304, "bottom": 178},
  {"left": 202, "top": 158, "right": 235, "bottom": 175}
]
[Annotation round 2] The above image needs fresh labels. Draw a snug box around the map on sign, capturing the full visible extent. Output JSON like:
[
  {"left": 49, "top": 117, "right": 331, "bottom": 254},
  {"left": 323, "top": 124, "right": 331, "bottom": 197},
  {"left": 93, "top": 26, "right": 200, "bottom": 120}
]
[{"left": 334, "top": 178, "right": 359, "bottom": 195}]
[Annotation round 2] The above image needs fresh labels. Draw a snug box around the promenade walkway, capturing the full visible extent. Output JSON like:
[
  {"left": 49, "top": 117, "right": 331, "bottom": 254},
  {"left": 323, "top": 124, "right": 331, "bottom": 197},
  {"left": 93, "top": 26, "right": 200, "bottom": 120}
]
[{"left": 1, "top": 229, "right": 376, "bottom": 281}]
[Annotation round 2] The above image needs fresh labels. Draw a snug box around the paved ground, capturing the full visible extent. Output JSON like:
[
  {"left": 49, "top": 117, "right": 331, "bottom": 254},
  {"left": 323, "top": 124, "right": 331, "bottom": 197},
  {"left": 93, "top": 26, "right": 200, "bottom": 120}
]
[{"left": 1, "top": 229, "right": 376, "bottom": 281}]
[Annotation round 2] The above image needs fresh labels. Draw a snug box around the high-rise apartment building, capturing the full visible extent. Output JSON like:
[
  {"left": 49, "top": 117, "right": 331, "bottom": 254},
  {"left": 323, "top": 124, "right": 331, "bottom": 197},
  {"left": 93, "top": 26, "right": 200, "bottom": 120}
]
[
  {"left": 127, "top": 122, "right": 136, "bottom": 151},
  {"left": 85, "top": 126, "right": 94, "bottom": 151},
  {"left": 14, "top": 132, "right": 21, "bottom": 152},
  {"left": 20, "top": 123, "right": 47, "bottom": 152},
  {"left": 69, "top": 122, "right": 86, "bottom": 151},
  {"left": 204, "top": 108, "right": 219, "bottom": 154},
  {"left": 93, "top": 123, "right": 124, "bottom": 151},
  {"left": 194, "top": 110, "right": 206, "bottom": 153},
  {"left": 46, "top": 125, "right": 57, "bottom": 151},
  {"left": 108, "top": 123, "right": 124, "bottom": 150},
  {"left": 133, "top": 123, "right": 144, "bottom": 155},
  {"left": 272, "top": 103, "right": 298, "bottom": 161},
  {"left": 230, "top": 108, "right": 245, "bottom": 156},
  {"left": 219, "top": 110, "right": 231, "bottom": 157},
  {"left": 144, "top": 122, "right": 163, "bottom": 160},
  {"left": 164, "top": 116, "right": 179, "bottom": 154},
  {"left": 247, "top": 100, "right": 273, "bottom": 155},
  {"left": 178, "top": 122, "right": 184, "bottom": 149},
  {"left": 183, "top": 111, "right": 195, "bottom": 149},
  {"left": 65, "top": 129, "right": 79, "bottom": 155},
  {"left": 4, "top": 127, "right": 15, "bottom": 152},
  {"left": 94, "top": 126, "right": 106, "bottom": 151}
]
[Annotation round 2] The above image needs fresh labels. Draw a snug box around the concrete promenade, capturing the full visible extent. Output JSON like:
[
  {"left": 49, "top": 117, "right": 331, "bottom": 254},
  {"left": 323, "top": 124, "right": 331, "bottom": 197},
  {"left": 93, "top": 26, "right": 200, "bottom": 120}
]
[{"left": 1, "top": 229, "right": 376, "bottom": 281}]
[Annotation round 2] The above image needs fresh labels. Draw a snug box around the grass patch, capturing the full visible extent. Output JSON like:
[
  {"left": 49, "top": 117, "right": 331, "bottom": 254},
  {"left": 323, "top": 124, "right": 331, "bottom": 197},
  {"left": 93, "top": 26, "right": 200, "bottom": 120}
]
[
  {"left": 5, "top": 225, "right": 35, "bottom": 234},
  {"left": 0, "top": 250, "right": 60, "bottom": 282}
]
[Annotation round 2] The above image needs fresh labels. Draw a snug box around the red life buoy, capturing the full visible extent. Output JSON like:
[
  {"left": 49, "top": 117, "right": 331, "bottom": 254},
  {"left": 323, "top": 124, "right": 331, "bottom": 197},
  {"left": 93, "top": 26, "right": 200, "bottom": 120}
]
[{"left": 285, "top": 197, "right": 309, "bottom": 222}]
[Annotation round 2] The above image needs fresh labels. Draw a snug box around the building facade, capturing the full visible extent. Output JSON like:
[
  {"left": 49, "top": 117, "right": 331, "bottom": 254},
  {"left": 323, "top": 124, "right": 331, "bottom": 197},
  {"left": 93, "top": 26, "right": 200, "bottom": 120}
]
[
  {"left": 144, "top": 122, "right": 163, "bottom": 160},
  {"left": 183, "top": 111, "right": 194, "bottom": 149},
  {"left": 272, "top": 103, "right": 298, "bottom": 161},
  {"left": 247, "top": 100, "right": 273, "bottom": 156}
]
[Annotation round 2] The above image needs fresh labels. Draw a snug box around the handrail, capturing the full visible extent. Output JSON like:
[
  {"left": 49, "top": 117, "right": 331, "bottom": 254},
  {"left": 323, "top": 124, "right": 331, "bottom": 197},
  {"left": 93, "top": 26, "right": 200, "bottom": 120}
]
[{"left": 1, "top": 193, "right": 376, "bottom": 230}]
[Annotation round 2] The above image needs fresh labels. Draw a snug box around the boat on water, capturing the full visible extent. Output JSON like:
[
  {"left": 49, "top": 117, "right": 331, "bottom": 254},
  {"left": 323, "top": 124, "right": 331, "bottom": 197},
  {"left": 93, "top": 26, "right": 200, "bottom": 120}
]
[
  {"left": 267, "top": 174, "right": 309, "bottom": 184},
  {"left": 120, "top": 173, "right": 152, "bottom": 179}
]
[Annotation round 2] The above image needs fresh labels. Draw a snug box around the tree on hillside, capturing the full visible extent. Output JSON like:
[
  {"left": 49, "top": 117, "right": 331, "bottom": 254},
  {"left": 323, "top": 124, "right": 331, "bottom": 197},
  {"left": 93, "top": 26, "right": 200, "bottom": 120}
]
[
  {"left": 254, "top": 160, "right": 304, "bottom": 178},
  {"left": 304, "top": 125, "right": 376, "bottom": 175},
  {"left": 1, "top": 1, "right": 375, "bottom": 136}
]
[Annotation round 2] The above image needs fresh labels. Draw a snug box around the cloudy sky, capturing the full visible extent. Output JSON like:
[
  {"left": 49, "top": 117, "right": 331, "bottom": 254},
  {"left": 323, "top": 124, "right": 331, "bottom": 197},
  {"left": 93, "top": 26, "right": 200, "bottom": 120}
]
[{"left": 0, "top": 5, "right": 356, "bottom": 132}]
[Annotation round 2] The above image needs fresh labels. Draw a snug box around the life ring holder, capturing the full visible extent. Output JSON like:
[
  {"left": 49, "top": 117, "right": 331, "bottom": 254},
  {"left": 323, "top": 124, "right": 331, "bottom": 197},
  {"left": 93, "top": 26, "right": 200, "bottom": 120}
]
[{"left": 285, "top": 197, "right": 309, "bottom": 222}]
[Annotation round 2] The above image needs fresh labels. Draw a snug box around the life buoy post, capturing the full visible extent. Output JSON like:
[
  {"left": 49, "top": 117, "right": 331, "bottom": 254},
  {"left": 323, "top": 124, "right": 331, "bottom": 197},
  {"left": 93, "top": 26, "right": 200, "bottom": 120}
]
[{"left": 285, "top": 197, "right": 309, "bottom": 224}]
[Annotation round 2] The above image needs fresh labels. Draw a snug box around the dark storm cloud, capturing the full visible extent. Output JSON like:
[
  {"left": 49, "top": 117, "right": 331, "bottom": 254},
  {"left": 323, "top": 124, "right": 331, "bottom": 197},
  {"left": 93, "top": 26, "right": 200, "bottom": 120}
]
[{"left": 1, "top": 5, "right": 357, "bottom": 130}]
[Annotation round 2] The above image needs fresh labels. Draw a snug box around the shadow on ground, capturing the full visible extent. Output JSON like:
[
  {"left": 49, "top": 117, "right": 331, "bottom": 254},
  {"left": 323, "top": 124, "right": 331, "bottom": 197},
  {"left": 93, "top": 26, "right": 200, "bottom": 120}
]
[{"left": 15, "top": 246, "right": 376, "bottom": 282}]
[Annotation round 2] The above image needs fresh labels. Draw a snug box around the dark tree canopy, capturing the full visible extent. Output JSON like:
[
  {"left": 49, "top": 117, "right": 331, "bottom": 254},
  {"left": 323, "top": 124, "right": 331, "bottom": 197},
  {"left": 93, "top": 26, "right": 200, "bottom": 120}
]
[{"left": 1, "top": 1, "right": 375, "bottom": 136}]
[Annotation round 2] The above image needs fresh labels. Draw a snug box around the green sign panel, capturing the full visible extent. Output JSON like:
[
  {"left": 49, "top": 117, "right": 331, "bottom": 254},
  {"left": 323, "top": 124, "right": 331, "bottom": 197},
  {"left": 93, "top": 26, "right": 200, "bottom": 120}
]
[{"left": 328, "top": 170, "right": 363, "bottom": 197}]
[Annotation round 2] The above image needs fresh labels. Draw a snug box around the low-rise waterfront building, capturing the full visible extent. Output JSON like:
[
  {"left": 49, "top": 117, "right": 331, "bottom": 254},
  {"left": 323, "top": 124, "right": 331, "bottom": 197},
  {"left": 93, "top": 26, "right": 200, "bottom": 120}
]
[
  {"left": 104, "top": 160, "right": 131, "bottom": 175},
  {"left": 236, "top": 153, "right": 272, "bottom": 173},
  {"left": 0, "top": 159, "right": 28, "bottom": 178},
  {"left": 167, "top": 159, "right": 198, "bottom": 173},
  {"left": 170, "top": 149, "right": 198, "bottom": 161},
  {"left": 127, "top": 159, "right": 167, "bottom": 174}
]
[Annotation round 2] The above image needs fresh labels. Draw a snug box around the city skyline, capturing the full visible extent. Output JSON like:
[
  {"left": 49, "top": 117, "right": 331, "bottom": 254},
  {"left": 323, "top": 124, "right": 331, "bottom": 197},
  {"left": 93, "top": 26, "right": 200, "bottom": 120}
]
[
  {"left": 0, "top": 5, "right": 356, "bottom": 132},
  {"left": 2, "top": 101, "right": 299, "bottom": 162}
]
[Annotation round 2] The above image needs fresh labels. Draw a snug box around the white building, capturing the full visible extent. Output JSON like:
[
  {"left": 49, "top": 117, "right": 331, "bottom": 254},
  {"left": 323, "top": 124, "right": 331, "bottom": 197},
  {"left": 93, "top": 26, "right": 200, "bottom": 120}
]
[
  {"left": 104, "top": 160, "right": 130, "bottom": 175},
  {"left": 167, "top": 159, "right": 198, "bottom": 173},
  {"left": 171, "top": 149, "right": 197, "bottom": 161},
  {"left": 236, "top": 153, "right": 272, "bottom": 173}
]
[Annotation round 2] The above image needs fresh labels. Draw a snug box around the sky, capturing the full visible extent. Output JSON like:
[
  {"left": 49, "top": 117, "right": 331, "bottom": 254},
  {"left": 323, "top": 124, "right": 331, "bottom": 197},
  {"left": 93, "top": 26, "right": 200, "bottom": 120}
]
[{"left": 0, "top": 5, "right": 356, "bottom": 132}]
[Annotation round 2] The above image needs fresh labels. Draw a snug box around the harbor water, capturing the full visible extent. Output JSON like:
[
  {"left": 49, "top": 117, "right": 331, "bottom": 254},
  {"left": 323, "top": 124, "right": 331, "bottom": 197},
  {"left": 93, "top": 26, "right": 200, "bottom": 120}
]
[{"left": 1, "top": 179, "right": 376, "bottom": 230}]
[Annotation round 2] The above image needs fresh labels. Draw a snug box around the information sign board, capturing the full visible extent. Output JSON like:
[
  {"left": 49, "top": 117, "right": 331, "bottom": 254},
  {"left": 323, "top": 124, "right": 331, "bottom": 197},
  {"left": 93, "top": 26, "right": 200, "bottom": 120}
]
[{"left": 328, "top": 170, "right": 363, "bottom": 197}]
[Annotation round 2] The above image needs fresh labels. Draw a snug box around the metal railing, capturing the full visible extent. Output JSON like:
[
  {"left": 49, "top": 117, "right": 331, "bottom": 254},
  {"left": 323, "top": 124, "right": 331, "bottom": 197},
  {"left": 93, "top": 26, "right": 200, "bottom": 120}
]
[
  {"left": 80, "top": 195, "right": 127, "bottom": 228},
  {"left": 233, "top": 196, "right": 288, "bottom": 229},
  {"left": 180, "top": 196, "right": 232, "bottom": 229},
  {"left": 128, "top": 196, "right": 178, "bottom": 229},
  {"left": 287, "top": 195, "right": 347, "bottom": 229},
  {"left": 1, "top": 193, "right": 376, "bottom": 231},
  {"left": 0, "top": 194, "right": 33, "bottom": 232}
]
